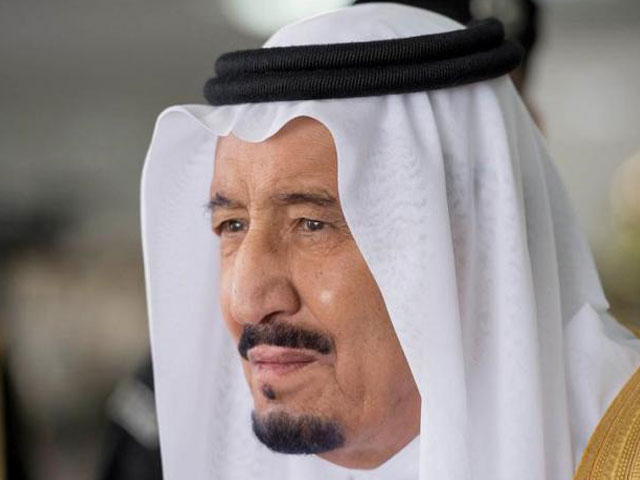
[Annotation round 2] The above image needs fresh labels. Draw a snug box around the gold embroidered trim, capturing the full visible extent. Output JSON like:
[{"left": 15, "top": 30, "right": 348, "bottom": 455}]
[
  {"left": 625, "top": 324, "right": 640, "bottom": 340},
  {"left": 574, "top": 367, "right": 640, "bottom": 480}
]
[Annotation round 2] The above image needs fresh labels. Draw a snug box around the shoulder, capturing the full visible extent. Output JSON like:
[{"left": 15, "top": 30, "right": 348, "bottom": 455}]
[{"left": 575, "top": 361, "right": 640, "bottom": 480}]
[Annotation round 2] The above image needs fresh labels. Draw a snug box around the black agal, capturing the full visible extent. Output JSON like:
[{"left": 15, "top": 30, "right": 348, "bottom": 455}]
[{"left": 204, "top": 18, "right": 523, "bottom": 105}]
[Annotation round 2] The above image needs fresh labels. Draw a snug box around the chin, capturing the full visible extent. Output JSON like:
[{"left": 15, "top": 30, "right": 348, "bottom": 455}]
[{"left": 251, "top": 409, "right": 346, "bottom": 455}]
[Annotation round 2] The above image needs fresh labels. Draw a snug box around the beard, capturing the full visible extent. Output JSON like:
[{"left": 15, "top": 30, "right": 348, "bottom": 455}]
[{"left": 251, "top": 410, "right": 345, "bottom": 454}]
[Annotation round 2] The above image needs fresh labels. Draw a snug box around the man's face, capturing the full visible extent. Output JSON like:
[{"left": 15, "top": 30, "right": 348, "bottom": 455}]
[{"left": 210, "top": 117, "right": 420, "bottom": 468}]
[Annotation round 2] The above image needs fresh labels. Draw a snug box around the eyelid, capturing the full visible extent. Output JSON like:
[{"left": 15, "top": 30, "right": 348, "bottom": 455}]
[
  {"left": 296, "top": 217, "right": 329, "bottom": 232},
  {"left": 214, "top": 218, "right": 247, "bottom": 236}
]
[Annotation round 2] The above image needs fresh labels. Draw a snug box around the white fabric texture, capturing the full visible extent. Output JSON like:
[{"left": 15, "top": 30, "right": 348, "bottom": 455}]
[{"left": 140, "top": 4, "right": 640, "bottom": 480}]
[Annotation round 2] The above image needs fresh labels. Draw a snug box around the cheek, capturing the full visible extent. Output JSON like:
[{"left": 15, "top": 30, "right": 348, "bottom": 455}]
[
  {"left": 298, "top": 258, "right": 367, "bottom": 336},
  {"left": 310, "top": 269, "right": 412, "bottom": 422},
  {"left": 319, "top": 289, "right": 334, "bottom": 305},
  {"left": 296, "top": 250, "right": 392, "bottom": 376}
]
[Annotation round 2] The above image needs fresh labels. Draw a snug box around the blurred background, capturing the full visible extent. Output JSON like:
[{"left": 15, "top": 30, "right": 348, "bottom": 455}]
[{"left": 0, "top": 0, "right": 638, "bottom": 478}]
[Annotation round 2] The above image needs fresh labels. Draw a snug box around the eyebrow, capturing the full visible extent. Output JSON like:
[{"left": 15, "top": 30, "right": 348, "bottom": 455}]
[
  {"left": 207, "top": 191, "right": 337, "bottom": 214},
  {"left": 207, "top": 193, "right": 243, "bottom": 213},
  {"left": 273, "top": 191, "right": 337, "bottom": 208}
]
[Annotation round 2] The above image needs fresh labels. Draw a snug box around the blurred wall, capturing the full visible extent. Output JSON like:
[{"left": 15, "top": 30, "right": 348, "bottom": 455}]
[
  {"left": 0, "top": 1, "right": 260, "bottom": 478},
  {"left": 1, "top": 0, "right": 259, "bottom": 243},
  {"left": 529, "top": 0, "right": 640, "bottom": 321}
]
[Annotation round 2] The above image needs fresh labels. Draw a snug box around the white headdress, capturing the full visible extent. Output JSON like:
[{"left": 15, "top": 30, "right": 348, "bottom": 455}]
[{"left": 141, "top": 4, "right": 640, "bottom": 479}]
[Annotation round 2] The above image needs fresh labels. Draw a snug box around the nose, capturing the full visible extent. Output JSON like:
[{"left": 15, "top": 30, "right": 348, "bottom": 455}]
[{"left": 228, "top": 230, "right": 300, "bottom": 326}]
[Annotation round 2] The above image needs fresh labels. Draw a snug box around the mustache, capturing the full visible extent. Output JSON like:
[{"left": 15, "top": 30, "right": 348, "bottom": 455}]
[{"left": 238, "top": 322, "right": 333, "bottom": 360}]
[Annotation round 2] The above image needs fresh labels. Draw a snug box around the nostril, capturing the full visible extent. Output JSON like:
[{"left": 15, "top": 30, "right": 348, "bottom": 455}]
[{"left": 260, "top": 312, "right": 279, "bottom": 325}]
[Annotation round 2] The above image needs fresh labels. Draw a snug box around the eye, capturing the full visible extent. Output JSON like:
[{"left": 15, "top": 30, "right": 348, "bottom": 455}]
[
  {"left": 217, "top": 219, "right": 246, "bottom": 235},
  {"left": 300, "top": 218, "right": 326, "bottom": 232}
]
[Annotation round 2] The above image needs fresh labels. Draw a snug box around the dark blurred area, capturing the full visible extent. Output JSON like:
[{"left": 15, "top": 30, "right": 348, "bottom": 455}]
[
  {"left": 1, "top": 0, "right": 639, "bottom": 478},
  {"left": 98, "top": 359, "right": 160, "bottom": 480}
]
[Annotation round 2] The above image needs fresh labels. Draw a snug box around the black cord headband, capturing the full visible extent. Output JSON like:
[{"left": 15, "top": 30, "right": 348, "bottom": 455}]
[{"left": 204, "top": 18, "right": 523, "bottom": 105}]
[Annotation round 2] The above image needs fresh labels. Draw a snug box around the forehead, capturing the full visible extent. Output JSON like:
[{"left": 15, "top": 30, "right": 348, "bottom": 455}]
[{"left": 212, "top": 117, "right": 337, "bottom": 193}]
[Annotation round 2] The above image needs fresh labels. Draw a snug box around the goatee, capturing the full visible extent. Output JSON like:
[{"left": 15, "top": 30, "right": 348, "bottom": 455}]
[{"left": 251, "top": 410, "right": 345, "bottom": 454}]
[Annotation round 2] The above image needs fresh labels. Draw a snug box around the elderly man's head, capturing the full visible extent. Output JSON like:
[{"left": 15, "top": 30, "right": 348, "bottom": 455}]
[{"left": 210, "top": 117, "right": 420, "bottom": 468}]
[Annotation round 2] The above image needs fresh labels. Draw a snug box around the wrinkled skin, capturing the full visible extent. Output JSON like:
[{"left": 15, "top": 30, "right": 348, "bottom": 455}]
[{"left": 210, "top": 116, "right": 420, "bottom": 469}]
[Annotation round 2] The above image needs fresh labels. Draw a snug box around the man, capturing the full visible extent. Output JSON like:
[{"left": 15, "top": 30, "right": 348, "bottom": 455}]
[{"left": 141, "top": 4, "right": 640, "bottom": 479}]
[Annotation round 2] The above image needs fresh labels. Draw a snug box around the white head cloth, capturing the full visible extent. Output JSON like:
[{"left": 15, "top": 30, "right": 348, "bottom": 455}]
[{"left": 141, "top": 4, "right": 640, "bottom": 480}]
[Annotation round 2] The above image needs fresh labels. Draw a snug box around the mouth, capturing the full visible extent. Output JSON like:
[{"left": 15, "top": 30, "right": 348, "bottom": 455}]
[{"left": 247, "top": 345, "right": 320, "bottom": 380}]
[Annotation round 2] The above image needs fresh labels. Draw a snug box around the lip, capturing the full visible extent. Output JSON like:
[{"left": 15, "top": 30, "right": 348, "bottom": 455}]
[{"left": 247, "top": 346, "right": 319, "bottom": 379}]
